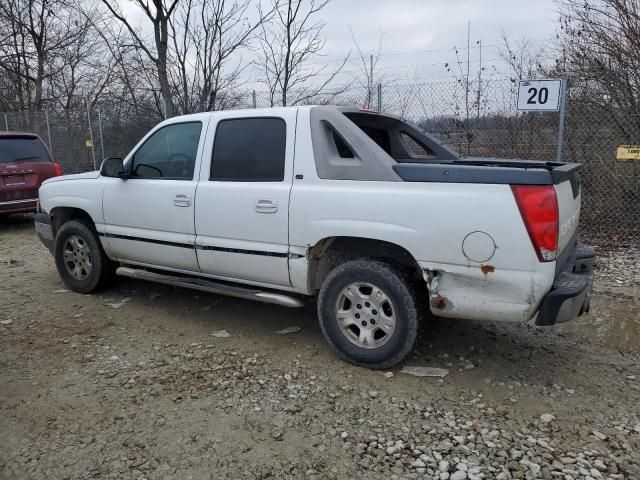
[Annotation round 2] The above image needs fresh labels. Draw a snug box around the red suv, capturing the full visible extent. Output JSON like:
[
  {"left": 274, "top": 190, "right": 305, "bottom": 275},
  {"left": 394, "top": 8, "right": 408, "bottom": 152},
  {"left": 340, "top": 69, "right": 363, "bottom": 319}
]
[{"left": 0, "top": 132, "right": 62, "bottom": 215}]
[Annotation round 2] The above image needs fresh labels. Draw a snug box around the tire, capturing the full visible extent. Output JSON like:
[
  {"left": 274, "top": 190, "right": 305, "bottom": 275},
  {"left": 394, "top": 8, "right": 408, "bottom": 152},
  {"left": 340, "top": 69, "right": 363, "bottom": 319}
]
[
  {"left": 317, "top": 259, "right": 420, "bottom": 369},
  {"left": 54, "top": 220, "right": 116, "bottom": 293}
]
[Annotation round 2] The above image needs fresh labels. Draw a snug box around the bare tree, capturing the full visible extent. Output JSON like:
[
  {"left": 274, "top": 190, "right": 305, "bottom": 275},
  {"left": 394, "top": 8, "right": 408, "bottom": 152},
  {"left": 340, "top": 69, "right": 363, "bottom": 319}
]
[
  {"left": 497, "top": 31, "right": 547, "bottom": 80},
  {"left": 258, "top": 0, "right": 348, "bottom": 107},
  {"left": 494, "top": 32, "right": 551, "bottom": 159},
  {"left": 557, "top": 0, "right": 640, "bottom": 137},
  {"left": 0, "top": 0, "right": 91, "bottom": 111},
  {"left": 49, "top": 13, "right": 120, "bottom": 113},
  {"left": 349, "top": 28, "right": 385, "bottom": 109},
  {"left": 66, "top": 1, "right": 163, "bottom": 128},
  {"left": 443, "top": 23, "right": 487, "bottom": 155},
  {"left": 170, "top": 0, "right": 272, "bottom": 114},
  {"left": 394, "top": 82, "right": 420, "bottom": 120},
  {"left": 98, "top": 0, "right": 180, "bottom": 117}
]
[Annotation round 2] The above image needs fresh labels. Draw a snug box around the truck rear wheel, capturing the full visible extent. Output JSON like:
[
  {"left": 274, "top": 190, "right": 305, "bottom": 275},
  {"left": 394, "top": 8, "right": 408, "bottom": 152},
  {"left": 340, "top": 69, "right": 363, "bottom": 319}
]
[
  {"left": 54, "top": 220, "right": 115, "bottom": 293},
  {"left": 317, "top": 260, "right": 419, "bottom": 369}
]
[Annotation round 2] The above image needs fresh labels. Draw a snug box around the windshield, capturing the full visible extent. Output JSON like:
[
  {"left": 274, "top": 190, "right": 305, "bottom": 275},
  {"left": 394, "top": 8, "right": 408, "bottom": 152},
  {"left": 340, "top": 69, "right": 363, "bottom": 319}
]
[{"left": 0, "top": 137, "right": 50, "bottom": 163}]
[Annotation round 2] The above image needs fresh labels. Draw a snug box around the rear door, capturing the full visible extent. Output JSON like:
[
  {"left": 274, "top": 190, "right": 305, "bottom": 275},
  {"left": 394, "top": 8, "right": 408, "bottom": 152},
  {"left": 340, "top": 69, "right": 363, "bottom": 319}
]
[
  {"left": 102, "top": 118, "right": 208, "bottom": 272},
  {"left": 194, "top": 110, "right": 297, "bottom": 287}
]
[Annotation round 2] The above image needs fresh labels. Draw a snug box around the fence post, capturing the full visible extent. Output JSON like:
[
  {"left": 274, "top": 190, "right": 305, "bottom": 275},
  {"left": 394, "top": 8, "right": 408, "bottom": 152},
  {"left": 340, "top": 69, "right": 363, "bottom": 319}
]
[
  {"left": 4, "top": 113, "right": 8, "bottom": 131},
  {"left": 377, "top": 83, "right": 382, "bottom": 112},
  {"left": 555, "top": 76, "right": 568, "bottom": 163},
  {"left": 97, "top": 107, "right": 105, "bottom": 161},
  {"left": 44, "top": 109, "right": 52, "bottom": 150},
  {"left": 252, "top": 90, "right": 257, "bottom": 108},
  {"left": 84, "top": 96, "right": 97, "bottom": 170}
]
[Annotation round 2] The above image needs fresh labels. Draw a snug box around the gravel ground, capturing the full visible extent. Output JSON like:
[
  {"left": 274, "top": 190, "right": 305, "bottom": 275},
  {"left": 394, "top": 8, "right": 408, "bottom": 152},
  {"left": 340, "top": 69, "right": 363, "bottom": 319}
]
[
  {"left": 592, "top": 245, "right": 640, "bottom": 288},
  {"left": 1, "top": 215, "right": 639, "bottom": 480}
]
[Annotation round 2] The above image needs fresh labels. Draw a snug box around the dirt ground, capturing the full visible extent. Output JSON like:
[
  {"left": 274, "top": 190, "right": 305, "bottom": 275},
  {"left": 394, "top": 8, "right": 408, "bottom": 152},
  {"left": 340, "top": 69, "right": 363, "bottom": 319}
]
[{"left": 1, "top": 215, "right": 639, "bottom": 480}]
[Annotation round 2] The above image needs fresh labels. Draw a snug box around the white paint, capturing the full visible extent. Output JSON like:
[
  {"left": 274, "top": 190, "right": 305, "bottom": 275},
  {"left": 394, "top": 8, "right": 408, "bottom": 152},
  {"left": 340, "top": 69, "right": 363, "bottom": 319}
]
[
  {"left": 100, "top": 113, "right": 211, "bottom": 271},
  {"left": 462, "top": 231, "right": 496, "bottom": 263},
  {"left": 194, "top": 108, "right": 297, "bottom": 287},
  {"left": 38, "top": 105, "right": 582, "bottom": 325},
  {"left": 517, "top": 79, "right": 562, "bottom": 111}
]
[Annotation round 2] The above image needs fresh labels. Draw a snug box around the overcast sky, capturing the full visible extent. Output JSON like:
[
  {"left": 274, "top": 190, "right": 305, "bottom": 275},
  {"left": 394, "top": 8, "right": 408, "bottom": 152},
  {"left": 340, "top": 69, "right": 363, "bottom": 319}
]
[
  {"left": 298, "top": 0, "right": 560, "bottom": 83},
  {"left": 119, "top": 0, "right": 561, "bottom": 86},
  {"left": 238, "top": 0, "right": 556, "bottom": 86}
]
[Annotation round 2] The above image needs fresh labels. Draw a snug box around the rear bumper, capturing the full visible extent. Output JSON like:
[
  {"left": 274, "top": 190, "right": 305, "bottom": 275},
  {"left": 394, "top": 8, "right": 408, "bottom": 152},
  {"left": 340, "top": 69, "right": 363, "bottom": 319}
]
[
  {"left": 0, "top": 197, "right": 38, "bottom": 214},
  {"left": 535, "top": 243, "right": 595, "bottom": 326},
  {"left": 34, "top": 212, "right": 55, "bottom": 254}
]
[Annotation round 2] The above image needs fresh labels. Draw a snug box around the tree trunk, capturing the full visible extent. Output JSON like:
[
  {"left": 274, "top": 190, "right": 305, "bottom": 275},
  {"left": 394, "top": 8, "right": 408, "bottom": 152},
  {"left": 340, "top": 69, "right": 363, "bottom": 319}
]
[
  {"left": 33, "top": 52, "right": 44, "bottom": 111},
  {"left": 156, "top": 12, "right": 174, "bottom": 117}
]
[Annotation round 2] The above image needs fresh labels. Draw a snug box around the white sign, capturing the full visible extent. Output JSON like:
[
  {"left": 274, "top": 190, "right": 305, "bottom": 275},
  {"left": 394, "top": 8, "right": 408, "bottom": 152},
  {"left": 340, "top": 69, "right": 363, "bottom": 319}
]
[{"left": 517, "top": 79, "right": 562, "bottom": 111}]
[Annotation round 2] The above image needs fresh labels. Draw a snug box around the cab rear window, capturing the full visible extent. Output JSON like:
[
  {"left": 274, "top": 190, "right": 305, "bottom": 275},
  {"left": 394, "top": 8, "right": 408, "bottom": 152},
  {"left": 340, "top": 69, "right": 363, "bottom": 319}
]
[{"left": 0, "top": 137, "right": 50, "bottom": 163}]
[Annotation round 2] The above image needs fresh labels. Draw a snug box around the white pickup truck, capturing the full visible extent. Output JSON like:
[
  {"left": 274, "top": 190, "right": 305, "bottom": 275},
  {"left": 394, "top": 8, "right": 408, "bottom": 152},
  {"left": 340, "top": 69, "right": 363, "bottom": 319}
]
[{"left": 35, "top": 106, "right": 595, "bottom": 368}]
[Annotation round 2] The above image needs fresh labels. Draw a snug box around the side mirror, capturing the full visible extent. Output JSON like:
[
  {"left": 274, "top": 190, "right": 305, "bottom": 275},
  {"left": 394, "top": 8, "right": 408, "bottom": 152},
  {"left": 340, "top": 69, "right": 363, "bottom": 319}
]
[{"left": 100, "top": 157, "right": 125, "bottom": 178}]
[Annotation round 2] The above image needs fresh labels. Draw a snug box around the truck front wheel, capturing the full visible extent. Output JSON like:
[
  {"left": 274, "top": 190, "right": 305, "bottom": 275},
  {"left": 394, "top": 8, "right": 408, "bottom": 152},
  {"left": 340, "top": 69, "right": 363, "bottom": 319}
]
[
  {"left": 54, "top": 220, "right": 115, "bottom": 293},
  {"left": 317, "top": 260, "right": 420, "bottom": 369}
]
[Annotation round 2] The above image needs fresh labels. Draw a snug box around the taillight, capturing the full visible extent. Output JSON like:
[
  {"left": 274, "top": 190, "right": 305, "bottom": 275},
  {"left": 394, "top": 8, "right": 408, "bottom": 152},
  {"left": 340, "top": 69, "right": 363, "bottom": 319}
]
[
  {"left": 511, "top": 185, "right": 559, "bottom": 262},
  {"left": 52, "top": 162, "right": 63, "bottom": 176}
]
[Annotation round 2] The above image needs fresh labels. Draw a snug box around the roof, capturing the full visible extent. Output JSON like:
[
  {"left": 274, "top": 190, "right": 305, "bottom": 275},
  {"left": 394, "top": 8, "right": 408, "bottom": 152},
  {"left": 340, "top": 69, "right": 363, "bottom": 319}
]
[{"left": 0, "top": 131, "right": 41, "bottom": 139}]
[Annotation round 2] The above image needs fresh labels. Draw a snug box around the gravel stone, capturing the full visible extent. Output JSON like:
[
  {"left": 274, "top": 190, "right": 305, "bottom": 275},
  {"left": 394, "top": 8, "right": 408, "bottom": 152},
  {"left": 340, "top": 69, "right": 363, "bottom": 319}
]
[{"left": 1, "top": 223, "right": 639, "bottom": 479}]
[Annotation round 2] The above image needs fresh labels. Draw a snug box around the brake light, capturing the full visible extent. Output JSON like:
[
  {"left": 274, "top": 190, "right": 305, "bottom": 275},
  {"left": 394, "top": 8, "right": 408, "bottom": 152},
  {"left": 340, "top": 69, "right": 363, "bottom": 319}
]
[
  {"left": 52, "top": 162, "right": 63, "bottom": 176},
  {"left": 511, "top": 185, "right": 559, "bottom": 262}
]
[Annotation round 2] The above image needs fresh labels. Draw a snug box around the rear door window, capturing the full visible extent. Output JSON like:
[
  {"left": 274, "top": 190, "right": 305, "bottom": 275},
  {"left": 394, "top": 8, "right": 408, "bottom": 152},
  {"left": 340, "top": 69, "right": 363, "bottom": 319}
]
[
  {"left": 210, "top": 118, "right": 286, "bottom": 182},
  {"left": 0, "top": 137, "right": 49, "bottom": 163}
]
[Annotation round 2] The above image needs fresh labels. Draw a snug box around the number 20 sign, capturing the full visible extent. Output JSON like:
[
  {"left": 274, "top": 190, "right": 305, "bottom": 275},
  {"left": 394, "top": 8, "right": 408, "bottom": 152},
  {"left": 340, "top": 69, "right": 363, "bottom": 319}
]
[{"left": 517, "top": 79, "right": 562, "bottom": 112}]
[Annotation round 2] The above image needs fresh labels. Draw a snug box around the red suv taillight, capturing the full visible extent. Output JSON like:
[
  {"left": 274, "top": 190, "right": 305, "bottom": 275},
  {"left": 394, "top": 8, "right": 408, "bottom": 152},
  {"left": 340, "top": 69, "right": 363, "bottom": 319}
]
[
  {"left": 52, "top": 162, "right": 63, "bottom": 176},
  {"left": 511, "top": 185, "right": 559, "bottom": 262}
]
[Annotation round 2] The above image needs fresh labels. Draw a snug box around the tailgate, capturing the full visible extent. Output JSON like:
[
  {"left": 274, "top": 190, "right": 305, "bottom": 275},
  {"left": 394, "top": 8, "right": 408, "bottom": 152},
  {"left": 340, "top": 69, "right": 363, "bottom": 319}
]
[
  {"left": 553, "top": 165, "right": 582, "bottom": 260},
  {"left": 0, "top": 135, "right": 55, "bottom": 202},
  {"left": 0, "top": 161, "right": 56, "bottom": 202}
]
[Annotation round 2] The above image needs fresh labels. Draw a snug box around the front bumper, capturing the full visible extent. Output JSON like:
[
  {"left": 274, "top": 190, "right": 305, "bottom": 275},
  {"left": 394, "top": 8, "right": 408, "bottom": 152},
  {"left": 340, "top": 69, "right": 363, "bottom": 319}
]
[
  {"left": 34, "top": 212, "right": 55, "bottom": 254},
  {"left": 535, "top": 243, "right": 595, "bottom": 326}
]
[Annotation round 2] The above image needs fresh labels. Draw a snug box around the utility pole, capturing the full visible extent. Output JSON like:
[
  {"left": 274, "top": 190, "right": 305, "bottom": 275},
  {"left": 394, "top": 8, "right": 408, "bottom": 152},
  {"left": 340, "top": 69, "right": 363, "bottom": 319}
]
[
  {"left": 465, "top": 21, "right": 471, "bottom": 155},
  {"left": 477, "top": 39, "right": 482, "bottom": 122},
  {"left": 465, "top": 22, "right": 470, "bottom": 122},
  {"left": 97, "top": 107, "right": 105, "bottom": 161},
  {"left": 370, "top": 54, "right": 374, "bottom": 108},
  {"left": 84, "top": 96, "right": 96, "bottom": 170},
  {"left": 556, "top": 76, "right": 568, "bottom": 162},
  {"left": 44, "top": 109, "right": 52, "bottom": 150}
]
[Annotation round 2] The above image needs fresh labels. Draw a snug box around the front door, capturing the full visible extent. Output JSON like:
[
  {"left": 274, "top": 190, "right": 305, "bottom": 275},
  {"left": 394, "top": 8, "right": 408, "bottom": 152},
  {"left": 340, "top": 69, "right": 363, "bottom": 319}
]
[
  {"left": 194, "top": 112, "right": 296, "bottom": 287},
  {"left": 102, "top": 120, "right": 206, "bottom": 272}
]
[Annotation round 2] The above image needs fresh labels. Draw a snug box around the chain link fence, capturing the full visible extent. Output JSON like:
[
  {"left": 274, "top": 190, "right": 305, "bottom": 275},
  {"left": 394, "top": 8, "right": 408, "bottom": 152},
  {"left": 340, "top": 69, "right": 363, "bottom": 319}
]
[{"left": 2, "top": 78, "right": 639, "bottom": 246}]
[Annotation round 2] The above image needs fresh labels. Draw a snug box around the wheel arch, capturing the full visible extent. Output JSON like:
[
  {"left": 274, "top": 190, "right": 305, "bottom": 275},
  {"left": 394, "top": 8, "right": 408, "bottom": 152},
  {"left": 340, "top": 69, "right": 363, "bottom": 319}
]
[
  {"left": 307, "top": 236, "right": 424, "bottom": 293},
  {"left": 50, "top": 206, "right": 96, "bottom": 236}
]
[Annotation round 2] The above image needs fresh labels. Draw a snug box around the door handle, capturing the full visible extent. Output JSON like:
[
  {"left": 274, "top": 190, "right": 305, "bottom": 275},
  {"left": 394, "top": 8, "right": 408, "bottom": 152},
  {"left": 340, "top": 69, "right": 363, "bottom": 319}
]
[
  {"left": 255, "top": 199, "right": 278, "bottom": 213},
  {"left": 173, "top": 193, "right": 192, "bottom": 207}
]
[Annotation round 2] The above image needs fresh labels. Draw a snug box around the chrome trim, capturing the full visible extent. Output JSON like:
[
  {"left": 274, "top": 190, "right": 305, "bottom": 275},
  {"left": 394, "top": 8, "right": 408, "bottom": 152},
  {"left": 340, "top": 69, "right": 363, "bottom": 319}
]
[
  {"left": 0, "top": 197, "right": 38, "bottom": 206},
  {"left": 101, "top": 231, "right": 291, "bottom": 258},
  {"left": 115, "top": 267, "right": 305, "bottom": 308}
]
